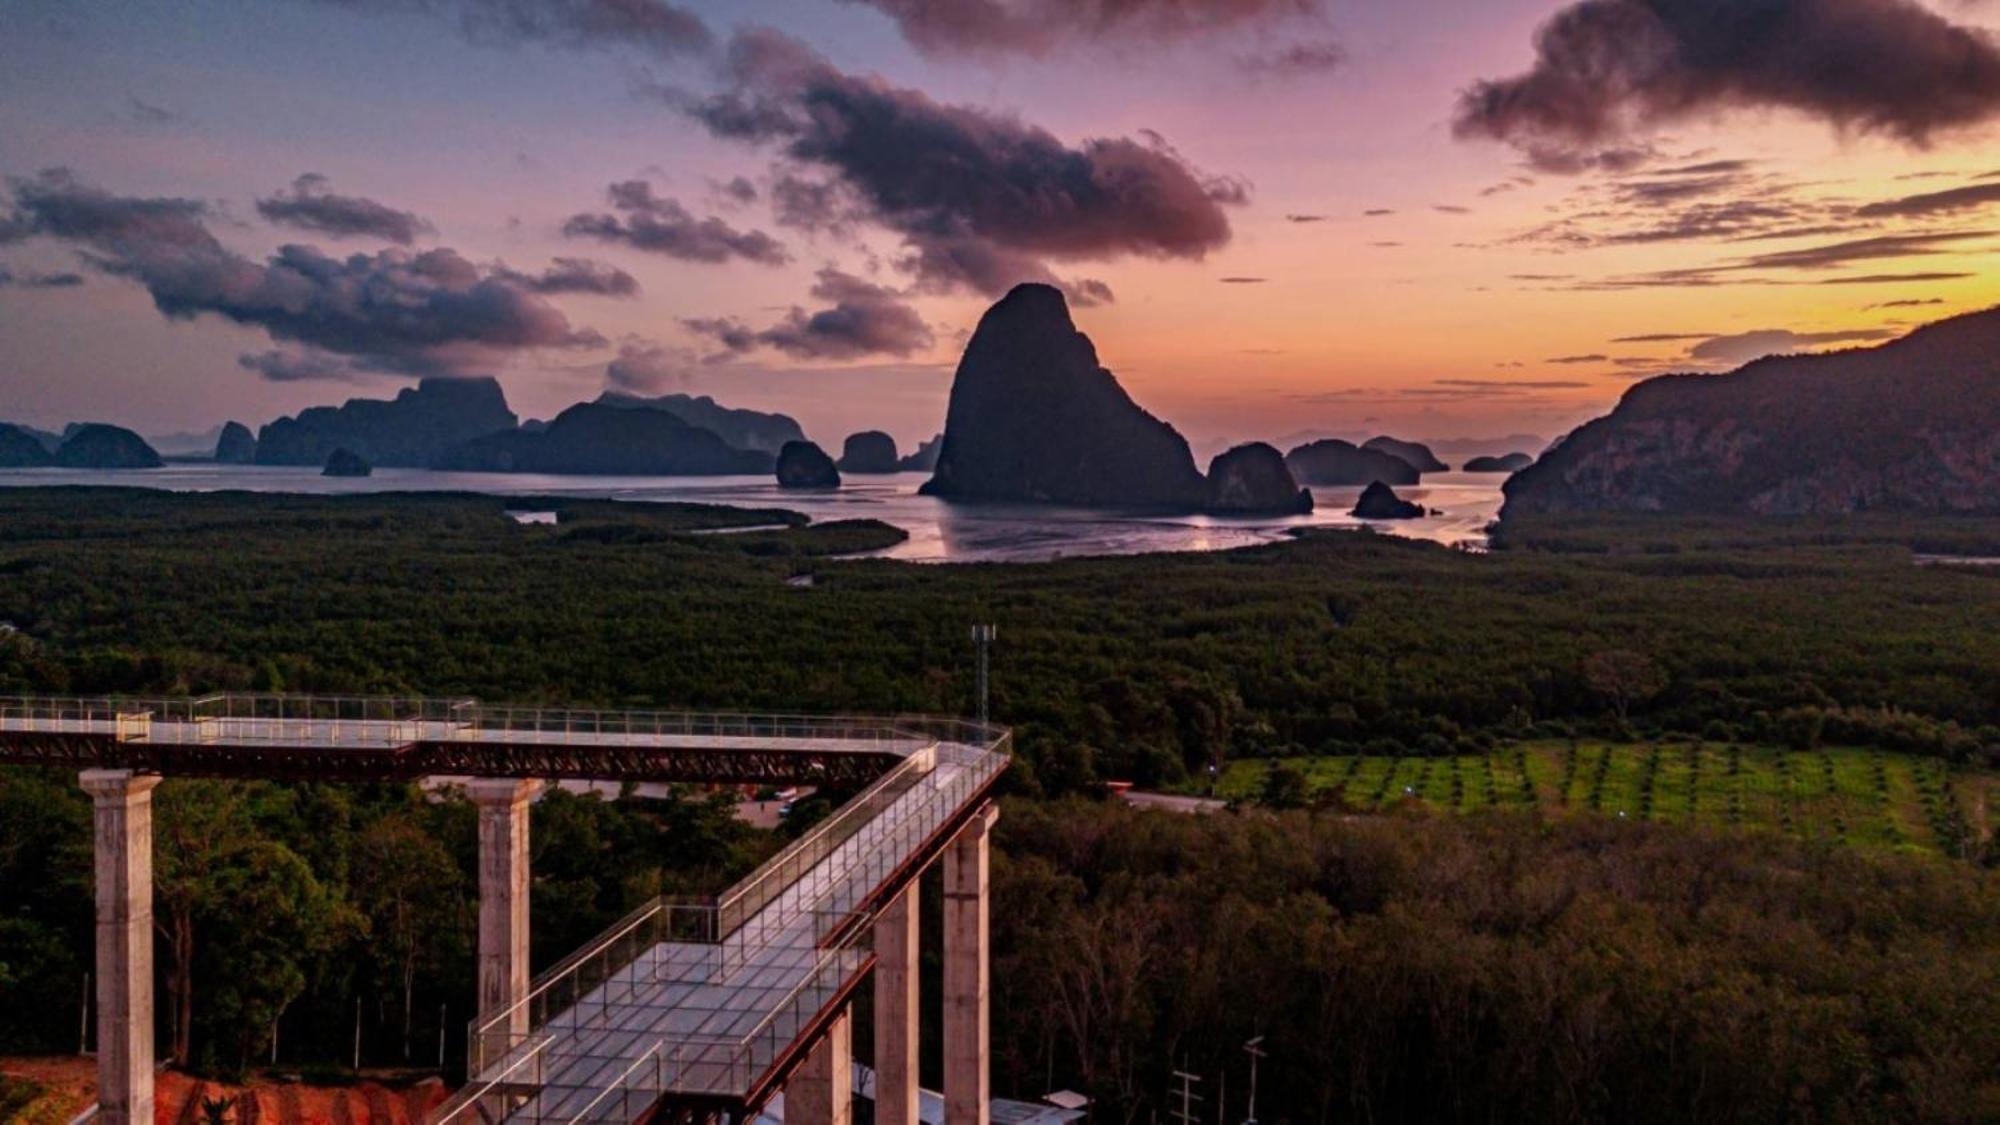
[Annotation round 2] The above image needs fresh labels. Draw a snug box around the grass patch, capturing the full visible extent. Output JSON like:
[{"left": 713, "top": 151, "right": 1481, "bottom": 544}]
[{"left": 1216, "top": 742, "right": 1997, "bottom": 857}]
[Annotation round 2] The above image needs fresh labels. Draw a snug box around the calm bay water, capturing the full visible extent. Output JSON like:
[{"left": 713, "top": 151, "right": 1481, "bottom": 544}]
[{"left": 0, "top": 465, "right": 1505, "bottom": 563}]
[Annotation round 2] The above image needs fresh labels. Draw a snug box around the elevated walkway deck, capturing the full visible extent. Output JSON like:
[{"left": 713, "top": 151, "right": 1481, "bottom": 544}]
[
  {"left": 439, "top": 739, "right": 1006, "bottom": 1123},
  {"left": 0, "top": 695, "right": 953, "bottom": 786},
  {"left": 0, "top": 693, "right": 1009, "bottom": 1125}
]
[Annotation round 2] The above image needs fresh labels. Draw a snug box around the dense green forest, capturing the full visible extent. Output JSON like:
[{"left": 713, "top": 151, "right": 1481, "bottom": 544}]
[
  {"left": 0, "top": 488, "right": 1994, "bottom": 788},
  {"left": 0, "top": 488, "right": 1997, "bottom": 1121}
]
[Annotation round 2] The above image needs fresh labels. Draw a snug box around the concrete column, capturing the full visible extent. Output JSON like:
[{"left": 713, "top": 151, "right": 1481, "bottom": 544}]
[
  {"left": 80, "top": 769, "right": 162, "bottom": 1125},
  {"left": 873, "top": 884, "right": 920, "bottom": 1125},
  {"left": 788, "top": 1007, "right": 852, "bottom": 1125},
  {"left": 943, "top": 803, "right": 998, "bottom": 1125},
  {"left": 467, "top": 779, "right": 542, "bottom": 1043}
]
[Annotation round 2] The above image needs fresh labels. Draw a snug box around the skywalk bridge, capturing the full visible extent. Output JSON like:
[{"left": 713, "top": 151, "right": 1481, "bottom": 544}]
[{"left": 0, "top": 695, "right": 1009, "bottom": 1125}]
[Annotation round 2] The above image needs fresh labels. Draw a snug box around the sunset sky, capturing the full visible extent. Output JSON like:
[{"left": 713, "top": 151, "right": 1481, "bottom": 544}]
[{"left": 4, "top": 0, "right": 2000, "bottom": 453}]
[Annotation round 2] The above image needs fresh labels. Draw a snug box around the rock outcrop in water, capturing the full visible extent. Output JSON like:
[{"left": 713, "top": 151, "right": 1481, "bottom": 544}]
[
  {"left": 1364, "top": 436, "right": 1449, "bottom": 473},
  {"left": 594, "top": 392, "right": 805, "bottom": 455},
  {"left": 257, "top": 377, "right": 518, "bottom": 467},
  {"left": 0, "top": 425, "right": 55, "bottom": 468},
  {"left": 838, "top": 431, "right": 900, "bottom": 473},
  {"left": 1503, "top": 307, "right": 2000, "bottom": 519},
  {"left": 899, "top": 434, "right": 942, "bottom": 472},
  {"left": 1464, "top": 452, "right": 1533, "bottom": 473},
  {"left": 1284, "top": 440, "right": 1420, "bottom": 486},
  {"left": 214, "top": 421, "right": 257, "bottom": 464},
  {"left": 54, "top": 424, "right": 162, "bottom": 469},
  {"left": 1206, "top": 443, "right": 1313, "bottom": 514},
  {"left": 1351, "top": 481, "right": 1424, "bottom": 520},
  {"left": 922, "top": 284, "right": 1206, "bottom": 509},
  {"left": 322, "top": 448, "right": 372, "bottom": 477},
  {"left": 438, "top": 402, "right": 770, "bottom": 475},
  {"left": 777, "top": 441, "right": 840, "bottom": 489}
]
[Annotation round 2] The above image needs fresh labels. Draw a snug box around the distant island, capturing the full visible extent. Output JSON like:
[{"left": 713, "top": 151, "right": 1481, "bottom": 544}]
[
  {"left": 1363, "top": 436, "right": 1449, "bottom": 473},
  {"left": 1284, "top": 439, "right": 1420, "bottom": 487},
  {"left": 321, "top": 448, "right": 372, "bottom": 477},
  {"left": 593, "top": 392, "right": 805, "bottom": 454},
  {"left": 1463, "top": 452, "right": 1533, "bottom": 473},
  {"left": 439, "top": 401, "right": 771, "bottom": 475},
  {"left": 1504, "top": 307, "right": 2000, "bottom": 518},
  {"left": 257, "top": 377, "right": 518, "bottom": 467},
  {"left": 52, "top": 424, "right": 163, "bottom": 469}
]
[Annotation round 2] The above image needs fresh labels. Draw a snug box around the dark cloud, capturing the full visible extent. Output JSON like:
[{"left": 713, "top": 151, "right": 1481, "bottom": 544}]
[
  {"left": 1284, "top": 213, "right": 1329, "bottom": 223},
  {"left": 1237, "top": 40, "right": 1345, "bottom": 78},
  {"left": 1732, "top": 229, "right": 1991, "bottom": 270},
  {"left": 605, "top": 341, "right": 691, "bottom": 391},
  {"left": 1868, "top": 296, "right": 1945, "bottom": 308},
  {"left": 835, "top": 0, "right": 1322, "bottom": 59},
  {"left": 1610, "top": 332, "right": 1716, "bottom": 341},
  {"left": 1545, "top": 353, "right": 1609, "bottom": 363},
  {"left": 685, "top": 267, "right": 933, "bottom": 360},
  {"left": 1433, "top": 204, "right": 1471, "bottom": 214},
  {"left": 0, "top": 263, "right": 84, "bottom": 289},
  {"left": 562, "top": 180, "right": 788, "bottom": 265},
  {"left": 1455, "top": 0, "right": 2000, "bottom": 171},
  {"left": 1818, "top": 270, "right": 1975, "bottom": 283},
  {"left": 676, "top": 28, "right": 1237, "bottom": 297},
  {"left": 256, "top": 173, "right": 434, "bottom": 245},
  {"left": 1855, "top": 181, "right": 2000, "bottom": 217},
  {"left": 236, "top": 349, "right": 366, "bottom": 382},
  {"left": 1687, "top": 327, "right": 1893, "bottom": 365},
  {"left": 768, "top": 174, "right": 863, "bottom": 236},
  {"left": 1652, "top": 159, "right": 1755, "bottom": 175},
  {"left": 718, "top": 175, "right": 758, "bottom": 203},
  {"left": 126, "top": 97, "right": 186, "bottom": 127},
  {"left": 1219, "top": 276, "right": 1267, "bottom": 283},
  {"left": 1435, "top": 378, "right": 1591, "bottom": 389},
  {"left": 4, "top": 167, "right": 600, "bottom": 376},
  {"left": 497, "top": 256, "right": 639, "bottom": 295},
  {"left": 1611, "top": 174, "right": 1746, "bottom": 204},
  {"left": 310, "top": 0, "right": 711, "bottom": 59}
]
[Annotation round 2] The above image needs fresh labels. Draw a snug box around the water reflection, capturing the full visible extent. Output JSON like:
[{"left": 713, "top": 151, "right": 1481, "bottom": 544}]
[{"left": 0, "top": 465, "right": 1506, "bottom": 563}]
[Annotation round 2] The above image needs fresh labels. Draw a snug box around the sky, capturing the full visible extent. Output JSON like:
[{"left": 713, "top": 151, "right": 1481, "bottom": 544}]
[{"left": 3, "top": 0, "right": 1999, "bottom": 455}]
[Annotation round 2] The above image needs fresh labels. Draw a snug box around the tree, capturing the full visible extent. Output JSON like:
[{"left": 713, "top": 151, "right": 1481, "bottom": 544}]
[
  {"left": 1261, "top": 762, "right": 1309, "bottom": 810},
  {"left": 352, "top": 814, "right": 460, "bottom": 1060},
  {"left": 1582, "top": 650, "right": 1667, "bottom": 721},
  {"left": 155, "top": 781, "right": 350, "bottom": 1071}
]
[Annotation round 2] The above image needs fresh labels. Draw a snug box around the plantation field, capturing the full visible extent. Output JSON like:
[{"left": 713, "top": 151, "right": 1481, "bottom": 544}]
[{"left": 1217, "top": 743, "right": 1997, "bottom": 857}]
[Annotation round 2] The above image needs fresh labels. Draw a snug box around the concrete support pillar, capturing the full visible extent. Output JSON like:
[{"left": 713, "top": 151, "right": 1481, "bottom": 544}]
[
  {"left": 80, "top": 769, "right": 161, "bottom": 1125},
  {"left": 943, "top": 803, "right": 998, "bottom": 1125},
  {"left": 467, "top": 779, "right": 542, "bottom": 1042},
  {"left": 873, "top": 884, "right": 920, "bottom": 1125},
  {"left": 788, "top": 1007, "right": 852, "bottom": 1125}
]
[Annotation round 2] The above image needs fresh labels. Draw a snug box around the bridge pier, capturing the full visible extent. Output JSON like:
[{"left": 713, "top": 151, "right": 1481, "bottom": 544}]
[
  {"left": 788, "top": 1008, "right": 853, "bottom": 1125},
  {"left": 873, "top": 884, "right": 920, "bottom": 1125},
  {"left": 942, "top": 803, "right": 997, "bottom": 1125},
  {"left": 468, "top": 778, "right": 542, "bottom": 1043},
  {"left": 79, "top": 769, "right": 162, "bottom": 1125}
]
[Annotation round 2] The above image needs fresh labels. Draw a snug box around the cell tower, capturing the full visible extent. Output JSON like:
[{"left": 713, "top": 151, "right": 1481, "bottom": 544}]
[{"left": 972, "top": 623, "right": 997, "bottom": 724}]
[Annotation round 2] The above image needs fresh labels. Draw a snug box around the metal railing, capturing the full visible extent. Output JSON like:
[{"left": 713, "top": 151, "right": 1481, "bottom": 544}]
[
  {"left": 0, "top": 696, "right": 1013, "bottom": 759},
  {"left": 443, "top": 737, "right": 1008, "bottom": 1122},
  {"left": 468, "top": 901, "right": 719, "bottom": 1076},
  {"left": 455, "top": 705, "right": 929, "bottom": 748},
  {"left": 0, "top": 694, "right": 473, "bottom": 747},
  {"left": 717, "top": 745, "right": 935, "bottom": 939}
]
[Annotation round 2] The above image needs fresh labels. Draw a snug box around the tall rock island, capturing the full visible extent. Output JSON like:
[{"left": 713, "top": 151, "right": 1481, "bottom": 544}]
[
  {"left": 1504, "top": 307, "right": 2000, "bottom": 519},
  {"left": 256, "top": 377, "right": 517, "bottom": 468},
  {"left": 922, "top": 284, "right": 1206, "bottom": 509}
]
